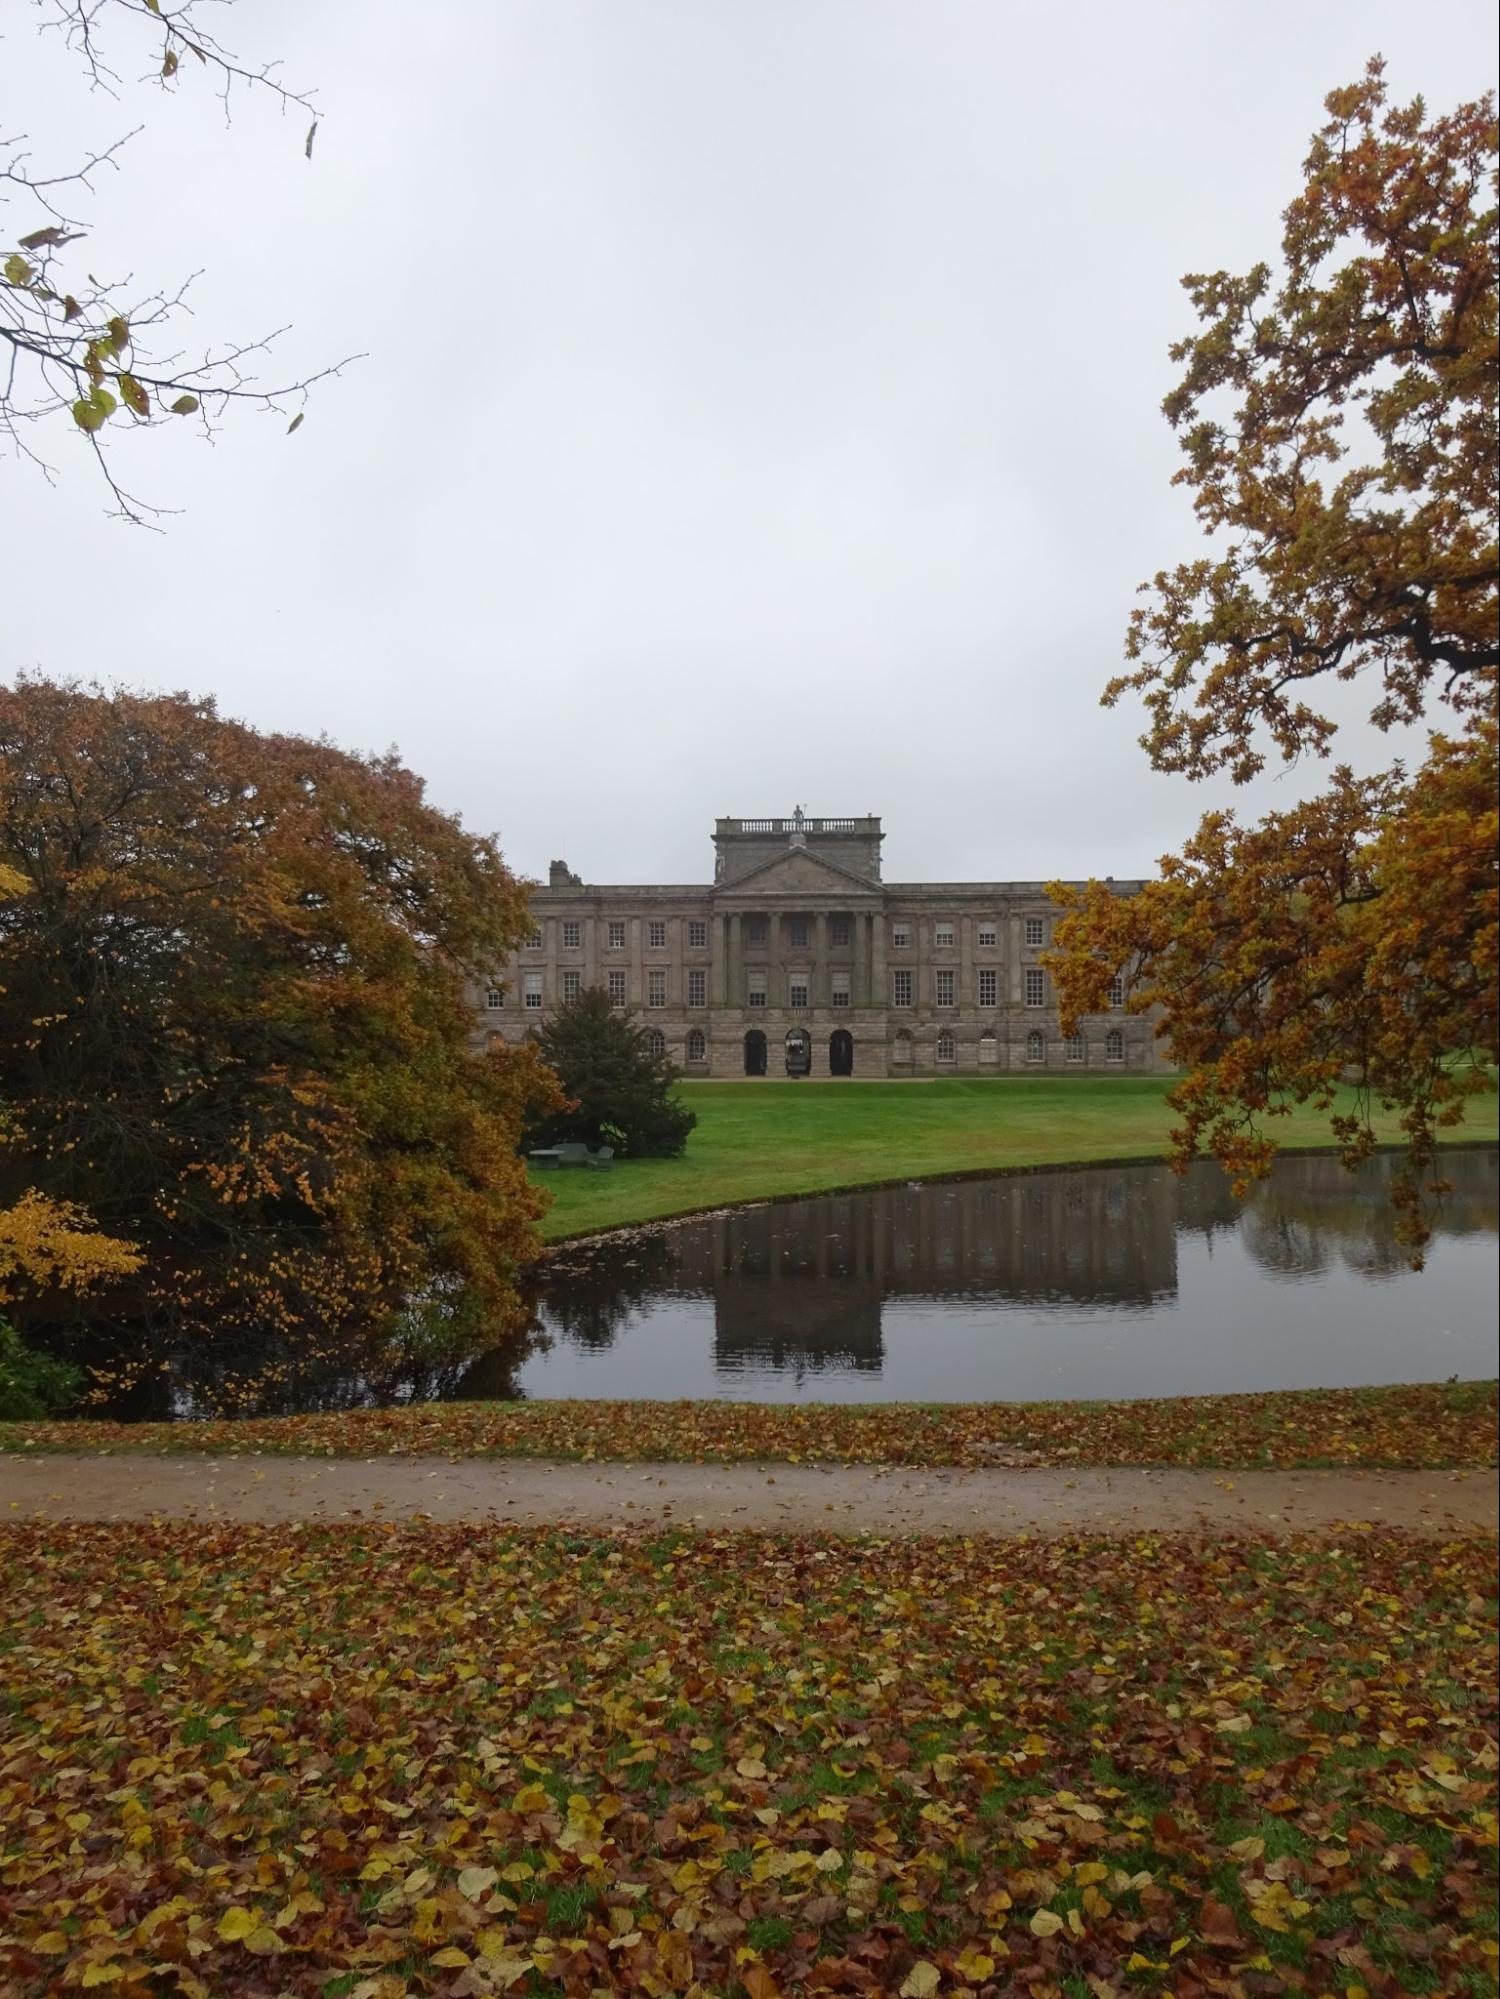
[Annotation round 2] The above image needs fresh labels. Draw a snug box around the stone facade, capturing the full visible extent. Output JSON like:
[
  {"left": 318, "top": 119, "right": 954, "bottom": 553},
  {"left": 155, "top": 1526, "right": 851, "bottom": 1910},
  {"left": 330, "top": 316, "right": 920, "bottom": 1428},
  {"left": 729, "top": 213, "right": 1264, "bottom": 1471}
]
[{"left": 477, "top": 814, "right": 1167, "bottom": 1077}]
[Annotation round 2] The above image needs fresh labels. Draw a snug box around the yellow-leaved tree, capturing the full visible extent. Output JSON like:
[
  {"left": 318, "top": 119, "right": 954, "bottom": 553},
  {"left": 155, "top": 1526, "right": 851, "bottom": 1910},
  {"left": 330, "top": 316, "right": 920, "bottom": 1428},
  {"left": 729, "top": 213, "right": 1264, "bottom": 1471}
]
[
  {"left": 1047, "top": 62, "right": 1497, "bottom": 1258},
  {"left": 0, "top": 863, "right": 142, "bottom": 1415}
]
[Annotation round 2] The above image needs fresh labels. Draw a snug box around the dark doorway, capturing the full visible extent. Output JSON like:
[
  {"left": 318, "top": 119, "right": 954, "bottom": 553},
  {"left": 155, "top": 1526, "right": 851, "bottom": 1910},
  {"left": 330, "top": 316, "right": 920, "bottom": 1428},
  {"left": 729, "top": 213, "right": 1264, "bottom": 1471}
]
[
  {"left": 829, "top": 1028, "right": 854, "bottom": 1077},
  {"left": 785, "top": 1028, "right": 812, "bottom": 1078},
  {"left": 744, "top": 1029, "right": 767, "bottom": 1077}
]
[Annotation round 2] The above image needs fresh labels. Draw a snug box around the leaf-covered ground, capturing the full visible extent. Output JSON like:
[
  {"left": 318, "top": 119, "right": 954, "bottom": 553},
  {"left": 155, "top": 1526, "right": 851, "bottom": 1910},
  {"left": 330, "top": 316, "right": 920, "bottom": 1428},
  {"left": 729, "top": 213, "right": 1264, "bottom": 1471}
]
[
  {"left": 3, "top": 1380, "right": 1496, "bottom": 1470},
  {"left": 1, "top": 1522, "right": 1495, "bottom": 1998}
]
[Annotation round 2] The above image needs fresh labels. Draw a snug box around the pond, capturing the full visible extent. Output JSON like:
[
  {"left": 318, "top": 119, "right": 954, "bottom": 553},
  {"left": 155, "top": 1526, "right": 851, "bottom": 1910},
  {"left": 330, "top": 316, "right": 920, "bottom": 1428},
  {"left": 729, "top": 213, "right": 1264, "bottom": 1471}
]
[
  {"left": 73, "top": 1148, "right": 1497, "bottom": 1418},
  {"left": 517, "top": 1149, "right": 1498, "bottom": 1404}
]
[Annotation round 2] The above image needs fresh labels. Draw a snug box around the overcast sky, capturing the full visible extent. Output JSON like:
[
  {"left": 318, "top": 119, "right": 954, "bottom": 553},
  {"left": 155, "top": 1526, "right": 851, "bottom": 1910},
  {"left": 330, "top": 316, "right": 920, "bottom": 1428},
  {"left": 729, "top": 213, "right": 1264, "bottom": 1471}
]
[{"left": 4, "top": 1, "right": 1495, "bottom": 887}]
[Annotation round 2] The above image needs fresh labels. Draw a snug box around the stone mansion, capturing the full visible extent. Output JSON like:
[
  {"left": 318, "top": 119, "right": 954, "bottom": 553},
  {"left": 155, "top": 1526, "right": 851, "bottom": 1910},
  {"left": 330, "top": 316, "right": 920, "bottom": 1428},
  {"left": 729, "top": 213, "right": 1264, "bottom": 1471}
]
[{"left": 477, "top": 813, "right": 1167, "bottom": 1078}]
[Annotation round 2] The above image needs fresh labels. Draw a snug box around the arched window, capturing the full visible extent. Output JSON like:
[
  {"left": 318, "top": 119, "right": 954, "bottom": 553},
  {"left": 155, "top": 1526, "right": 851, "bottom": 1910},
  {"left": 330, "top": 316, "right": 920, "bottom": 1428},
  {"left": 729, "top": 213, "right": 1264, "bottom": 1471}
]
[
  {"left": 893, "top": 1029, "right": 914, "bottom": 1067},
  {"left": 1105, "top": 1029, "right": 1125, "bottom": 1063},
  {"left": 935, "top": 1029, "right": 956, "bottom": 1065},
  {"left": 686, "top": 1027, "right": 707, "bottom": 1063},
  {"left": 1025, "top": 1030, "right": 1045, "bottom": 1064},
  {"left": 1066, "top": 1035, "right": 1086, "bottom": 1064},
  {"left": 645, "top": 1028, "right": 666, "bottom": 1058},
  {"left": 978, "top": 1030, "right": 998, "bottom": 1066}
]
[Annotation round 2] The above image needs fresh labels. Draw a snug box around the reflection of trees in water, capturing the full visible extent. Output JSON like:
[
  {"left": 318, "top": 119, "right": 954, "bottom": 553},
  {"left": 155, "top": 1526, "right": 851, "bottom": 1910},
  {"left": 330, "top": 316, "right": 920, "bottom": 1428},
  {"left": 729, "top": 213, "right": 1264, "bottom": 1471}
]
[
  {"left": 76, "top": 1309, "right": 544, "bottom": 1420},
  {"left": 529, "top": 1233, "right": 688, "bottom": 1350},
  {"left": 1185, "top": 1150, "right": 1498, "bottom": 1280}
]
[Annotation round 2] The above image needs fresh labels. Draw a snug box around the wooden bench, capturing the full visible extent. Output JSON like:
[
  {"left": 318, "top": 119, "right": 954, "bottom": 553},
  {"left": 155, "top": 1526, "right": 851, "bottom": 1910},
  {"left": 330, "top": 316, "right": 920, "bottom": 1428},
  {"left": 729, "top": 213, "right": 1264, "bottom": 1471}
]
[{"left": 529, "top": 1142, "right": 613, "bottom": 1170}]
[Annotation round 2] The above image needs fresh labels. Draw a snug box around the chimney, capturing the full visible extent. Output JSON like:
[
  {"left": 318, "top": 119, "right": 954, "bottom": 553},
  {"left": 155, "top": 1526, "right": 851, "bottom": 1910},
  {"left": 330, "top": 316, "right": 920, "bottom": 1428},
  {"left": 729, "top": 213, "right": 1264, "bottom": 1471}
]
[{"left": 548, "top": 859, "right": 578, "bottom": 888}]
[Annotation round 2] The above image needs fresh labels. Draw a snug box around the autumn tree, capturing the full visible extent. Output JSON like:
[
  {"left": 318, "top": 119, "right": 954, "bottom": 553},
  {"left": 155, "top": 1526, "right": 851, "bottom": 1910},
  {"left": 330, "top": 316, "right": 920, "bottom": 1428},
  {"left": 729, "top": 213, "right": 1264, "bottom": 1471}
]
[
  {"left": 0, "top": 861, "right": 141, "bottom": 1413},
  {"left": 1048, "top": 60, "right": 1498, "bottom": 1255},
  {"left": 0, "top": 679, "right": 561, "bottom": 1395},
  {"left": 526, "top": 986, "right": 697, "bottom": 1158},
  {"left": 2, "top": 0, "right": 347, "bottom": 521}
]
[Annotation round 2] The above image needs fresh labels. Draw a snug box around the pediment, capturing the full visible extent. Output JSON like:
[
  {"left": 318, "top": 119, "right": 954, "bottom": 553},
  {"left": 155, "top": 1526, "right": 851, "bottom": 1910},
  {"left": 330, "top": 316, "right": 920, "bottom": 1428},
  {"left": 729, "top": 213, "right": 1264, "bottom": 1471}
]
[{"left": 716, "top": 847, "right": 881, "bottom": 898}]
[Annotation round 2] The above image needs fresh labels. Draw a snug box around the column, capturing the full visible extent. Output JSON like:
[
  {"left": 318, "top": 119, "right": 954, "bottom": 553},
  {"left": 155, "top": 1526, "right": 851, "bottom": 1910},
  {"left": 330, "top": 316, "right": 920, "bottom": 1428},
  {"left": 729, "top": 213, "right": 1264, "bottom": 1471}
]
[
  {"left": 815, "top": 912, "right": 829, "bottom": 1008},
  {"left": 629, "top": 916, "right": 642, "bottom": 1010},
  {"left": 870, "top": 910, "right": 886, "bottom": 1008},
  {"left": 729, "top": 912, "right": 742, "bottom": 1007},
  {"left": 853, "top": 912, "right": 868, "bottom": 1009},
  {"left": 712, "top": 912, "right": 727, "bottom": 1005}
]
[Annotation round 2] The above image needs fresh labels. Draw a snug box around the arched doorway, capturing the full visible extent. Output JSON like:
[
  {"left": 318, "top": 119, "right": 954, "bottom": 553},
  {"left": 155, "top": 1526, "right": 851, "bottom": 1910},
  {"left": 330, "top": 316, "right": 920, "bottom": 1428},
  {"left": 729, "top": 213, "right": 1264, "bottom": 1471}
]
[
  {"left": 829, "top": 1028, "right": 854, "bottom": 1076},
  {"left": 784, "top": 1027, "right": 812, "bottom": 1077},
  {"left": 743, "top": 1029, "right": 767, "bottom": 1077}
]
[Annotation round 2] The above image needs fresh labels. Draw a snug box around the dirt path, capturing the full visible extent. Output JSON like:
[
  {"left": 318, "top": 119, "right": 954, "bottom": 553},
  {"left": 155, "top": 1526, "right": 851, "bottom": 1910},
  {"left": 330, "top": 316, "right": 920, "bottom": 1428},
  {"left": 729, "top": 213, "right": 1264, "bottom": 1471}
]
[{"left": 1, "top": 1454, "right": 1494, "bottom": 1536}]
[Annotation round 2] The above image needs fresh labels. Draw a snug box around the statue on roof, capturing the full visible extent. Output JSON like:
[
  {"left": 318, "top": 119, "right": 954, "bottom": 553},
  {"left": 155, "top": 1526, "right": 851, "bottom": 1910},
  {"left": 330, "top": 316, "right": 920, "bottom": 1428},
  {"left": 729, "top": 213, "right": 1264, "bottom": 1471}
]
[{"left": 792, "top": 804, "right": 806, "bottom": 831}]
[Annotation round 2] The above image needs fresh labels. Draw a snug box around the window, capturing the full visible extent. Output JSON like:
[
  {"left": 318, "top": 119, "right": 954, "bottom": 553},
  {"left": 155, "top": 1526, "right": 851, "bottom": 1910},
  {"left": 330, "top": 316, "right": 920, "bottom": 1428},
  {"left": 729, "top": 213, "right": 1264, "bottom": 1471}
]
[
  {"left": 1024, "top": 916, "right": 1046, "bottom": 948},
  {"left": 978, "top": 923, "right": 998, "bottom": 948},
  {"left": 892, "top": 968, "right": 913, "bottom": 1008},
  {"left": 830, "top": 916, "right": 851, "bottom": 948},
  {"left": 830, "top": 971, "right": 850, "bottom": 1008},
  {"left": 687, "top": 968, "right": 707, "bottom": 1006},
  {"left": 526, "top": 927, "right": 543, "bottom": 950},
  {"left": 647, "top": 969, "right": 667, "bottom": 1008},
  {"left": 1108, "top": 973, "right": 1126, "bottom": 1009},
  {"left": 935, "top": 922, "right": 954, "bottom": 949},
  {"left": 747, "top": 971, "right": 767, "bottom": 1008},
  {"left": 523, "top": 974, "right": 543, "bottom": 1010},
  {"left": 484, "top": 987, "right": 504, "bottom": 1011},
  {"left": 1106, "top": 1029, "right": 1125, "bottom": 1063},
  {"left": 1066, "top": 1035, "right": 1086, "bottom": 1064},
  {"left": 978, "top": 1030, "right": 998, "bottom": 1066},
  {"left": 893, "top": 1029, "right": 914, "bottom": 1066},
  {"left": 978, "top": 968, "right": 998, "bottom": 1008},
  {"left": 1025, "top": 967, "right": 1046, "bottom": 1008},
  {"left": 1026, "top": 1029, "right": 1045, "bottom": 1064},
  {"left": 562, "top": 920, "right": 582, "bottom": 949},
  {"left": 647, "top": 919, "right": 667, "bottom": 950},
  {"left": 935, "top": 969, "right": 955, "bottom": 1007},
  {"left": 607, "top": 920, "right": 626, "bottom": 950},
  {"left": 788, "top": 974, "right": 809, "bottom": 1010},
  {"left": 688, "top": 919, "right": 708, "bottom": 950},
  {"left": 645, "top": 1028, "right": 666, "bottom": 1058},
  {"left": 607, "top": 970, "right": 626, "bottom": 1006},
  {"left": 788, "top": 917, "right": 809, "bottom": 948},
  {"left": 936, "top": 1029, "right": 956, "bottom": 1064},
  {"left": 745, "top": 916, "right": 768, "bottom": 947},
  {"left": 891, "top": 922, "right": 911, "bottom": 949},
  {"left": 562, "top": 970, "right": 581, "bottom": 1002},
  {"left": 686, "top": 1027, "right": 707, "bottom": 1063}
]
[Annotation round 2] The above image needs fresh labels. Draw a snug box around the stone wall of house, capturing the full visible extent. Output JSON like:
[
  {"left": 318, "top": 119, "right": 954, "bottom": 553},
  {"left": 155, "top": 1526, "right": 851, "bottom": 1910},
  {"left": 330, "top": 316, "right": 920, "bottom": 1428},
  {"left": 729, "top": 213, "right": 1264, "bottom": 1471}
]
[{"left": 475, "top": 817, "right": 1169, "bottom": 1077}]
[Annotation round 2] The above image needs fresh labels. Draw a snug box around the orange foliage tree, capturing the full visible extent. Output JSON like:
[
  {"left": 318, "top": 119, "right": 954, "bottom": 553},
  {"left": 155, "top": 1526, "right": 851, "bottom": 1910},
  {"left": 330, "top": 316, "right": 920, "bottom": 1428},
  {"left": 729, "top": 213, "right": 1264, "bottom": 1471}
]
[
  {"left": 1049, "top": 61, "right": 1497, "bottom": 1254},
  {"left": 0, "top": 861, "right": 141, "bottom": 1315},
  {"left": 0, "top": 679, "right": 560, "bottom": 1383}
]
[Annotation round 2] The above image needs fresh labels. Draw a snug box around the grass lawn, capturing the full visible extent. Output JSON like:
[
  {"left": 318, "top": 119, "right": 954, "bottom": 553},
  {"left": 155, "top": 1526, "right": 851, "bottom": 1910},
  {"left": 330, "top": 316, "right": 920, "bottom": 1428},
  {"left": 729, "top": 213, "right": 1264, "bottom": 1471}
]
[
  {"left": 533, "top": 1076, "right": 1493, "bottom": 1240},
  {"left": 1, "top": 1520, "right": 1493, "bottom": 1998}
]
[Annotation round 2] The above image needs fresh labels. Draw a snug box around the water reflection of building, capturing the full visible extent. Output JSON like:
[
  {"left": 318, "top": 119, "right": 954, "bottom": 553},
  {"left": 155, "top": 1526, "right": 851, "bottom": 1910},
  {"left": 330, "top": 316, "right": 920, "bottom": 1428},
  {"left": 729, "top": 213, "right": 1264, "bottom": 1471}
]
[{"left": 536, "top": 1168, "right": 1181, "bottom": 1377}]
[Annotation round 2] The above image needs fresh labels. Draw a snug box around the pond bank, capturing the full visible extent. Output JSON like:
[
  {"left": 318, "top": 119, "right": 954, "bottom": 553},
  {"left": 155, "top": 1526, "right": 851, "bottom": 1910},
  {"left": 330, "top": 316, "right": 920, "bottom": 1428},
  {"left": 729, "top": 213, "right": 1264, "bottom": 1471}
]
[
  {"left": 2, "top": 1452, "right": 1495, "bottom": 1536},
  {"left": 5, "top": 1379, "right": 1495, "bottom": 1467}
]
